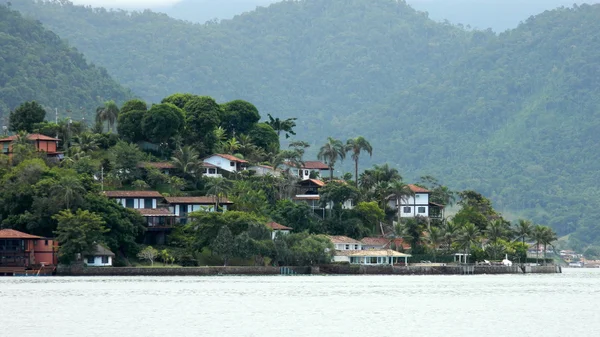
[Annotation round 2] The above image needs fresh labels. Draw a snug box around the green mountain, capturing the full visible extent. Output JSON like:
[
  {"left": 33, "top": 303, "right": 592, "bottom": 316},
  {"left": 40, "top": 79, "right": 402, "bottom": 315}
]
[
  {"left": 10, "top": 0, "right": 600, "bottom": 246},
  {"left": 0, "top": 4, "right": 132, "bottom": 125}
]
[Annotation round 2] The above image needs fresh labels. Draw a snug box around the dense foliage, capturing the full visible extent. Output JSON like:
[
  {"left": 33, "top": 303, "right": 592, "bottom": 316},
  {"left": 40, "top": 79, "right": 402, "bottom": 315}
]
[
  {"left": 9, "top": 1, "right": 597, "bottom": 246},
  {"left": 0, "top": 5, "right": 132, "bottom": 126}
]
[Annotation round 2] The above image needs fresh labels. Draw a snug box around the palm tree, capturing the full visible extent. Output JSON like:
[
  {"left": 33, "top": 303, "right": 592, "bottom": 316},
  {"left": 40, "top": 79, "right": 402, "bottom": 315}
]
[
  {"left": 206, "top": 177, "right": 231, "bottom": 211},
  {"left": 171, "top": 146, "right": 202, "bottom": 178},
  {"left": 457, "top": 222, "right": 480, "bottom": 264},
  {"left": 222, "top": 138, "right": 241, "bottom": 154},
  {"left": 514, "top": 219, "right": 533, "bottom": 246},
  {"left": 95, "top": 101, "right": 120, "bottom": 133},
  {"left": 51, "top": 175, "right": 85, "bottom": 209},
  {"left": 531, "top": 225, "right": 546, "bottom": 264},
  {"left": 389, "top": 181, "right": 414, "bottom": 222},
  {"left": 442, "top": 221, "right": 460, "bottom": 254},
  {"left": 541, "top": 226, "right": 557, "bottom": 265},
  {"left": 346, "top": 136, "right": 373, "bottom": 188},
  {"left": 272, "top": 149, "right": 304, "bottom": 175},
  {"left": 72, "top": 132, "right": 99, "bottom": 154},
  {"left": 485, "top": 220, "right": 507, "bottom": 244},
  {"left": 317, "top": 137, "right": 346, "bottom": 180},
  {"left": 266, "top": 114, "right": 297, "bottom": 139},
  {"left": 426, "top": 227, "right": 444, "bottom": 262}
]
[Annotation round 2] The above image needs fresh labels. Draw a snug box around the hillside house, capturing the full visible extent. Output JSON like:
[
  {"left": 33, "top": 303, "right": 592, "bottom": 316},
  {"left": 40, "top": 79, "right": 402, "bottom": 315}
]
[
  {"left": 265, "top": 222, "right": 292, "bottom": 239},
  {"left": 0, "top": 229, "right": 57, "bottom": 272},
  {"left": 282, "top": 161, "right": 330, "bottom": 179},
  {"left": 104, "top": 190, "right": 163, "bottom": 209},
  {"left": 203, "top": 154, "right": 249, "bottom": 173},
  {"left": 0, "top": 133, "right": 63, "bottom": 160},
  {"left": 293, "top": 179, "right": 353, "bottom": 217},
  {"left": 138, "top": 162, "right": 175, "bottom": 175},
  {"left": 248, "top": 164, "right": 280, "bottom": 177},
  {"left": 165, "top": 196, "right": 233, "bottom": 224},
  {"left": 202, "top": 162, "right": 223, "bottom": 178},
  {"left": 387, "top": 184, "right": 445, "bottom": 219},
  {"left": 329, "top": 235, "right": 363, "bottom": 251}
]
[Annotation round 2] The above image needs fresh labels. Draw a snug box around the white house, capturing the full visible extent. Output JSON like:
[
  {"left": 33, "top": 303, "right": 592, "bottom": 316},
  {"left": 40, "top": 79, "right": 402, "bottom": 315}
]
[
  {"left": 265, "top": 222, "right": 292, "bottom": 239},
  {"left": 201, "top": 162, "right": 223, "bottom": 178},
  {"left": 165, "top": 196, "right": 233, "bottom": 224},
  {"left": 335, "top": 249, "right": 411, "bottom": 265},
  {"left": 84, "top": 245, "right": 115, "bottom": 267},
  {"left": 104, "top": 190, "right": 162, "bottom": 209},
  {"left": 329, "top": 235, "right": 363, "bottom": 252},
  {"left": 387, "top": 184, "right": 445, "bottom": 219},
  {"left": 283, "top": 161, "right": 330, "bottom": 180},
  {"left": 203, "top": 154, "right": 249, "bottom": 173},
  {"left": 248, "top": 164, "right": 280, "bottom": 177}
]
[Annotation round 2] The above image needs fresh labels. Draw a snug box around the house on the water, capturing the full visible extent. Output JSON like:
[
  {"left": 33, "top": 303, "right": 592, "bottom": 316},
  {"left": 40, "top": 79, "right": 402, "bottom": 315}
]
[
  {"left": 0, "top": 133, "right": 63, "bottom": 160},
  {"left": 282, "top": 161, "right": 330, "bottom": 179},
  {"left": 165, "top": 196, "right": 233, "bottom": 224},
  {"left": 0, "top": 229, "right": 57, "bottom": 275},
  {"left": 387, "top": 184, "right": 445, "bottom": 219},
  {"left": 328, "top": 235, "right": 411, "bottom": 265},
  {"left": 203, "top": 154, "right": 249, "bottom": 173},
  {"left": 265, "top": 222, "right": 292, "bottom": 239},
  {"left": 84, "top": 244, "right": 115, "bottom": 267}
]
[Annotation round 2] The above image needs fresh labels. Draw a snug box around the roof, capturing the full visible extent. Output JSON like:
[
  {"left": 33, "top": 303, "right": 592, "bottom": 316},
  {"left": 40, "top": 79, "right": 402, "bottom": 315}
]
[
  {"left": 335, "top": 249, "right": 411, "bottom": 257},
  {"left": 328, "top": 235, "right": 362, "bottom": 244},
  {"left": 0, "top": 229, "right": 44, "bottom": 239},
  {"left": 138, "top": 162, "right": 175, "bottom": 169},
  {"left": 202, "top": 162, "right": 218, "bottom": 168},
  {"left": 408, "top": 184, "right": 431, "bottom": 193},
  {"left": 293, "top": 195, "right": 320, "bottom": 200},
  {"left": 265, "top": 222, "right": 293, "bottom": 231},
  {"left": 301, "top": 161, "right": 330, "bottom": 170},
  {"left": 361, "top": 237, "right": 391, "bottom": 246},
  {"left": 103, "top": 190, "right": 163, "bottom": 198},
  {"left": 136, "top": 208, "right": 176, "bottom": 217},
  {"left": 299, "top": 179, "right": 326, "bottom": 187},
  {"left": 0, "top": 133, "right": 59, "bottom": 142},
  {"left": 250, "top": 164, "right": 276, "bottom": 170},
  {"left": 429, "top": 202, "right": 445, "bottom": 208},
  {"left": 205, "top": 153, "right": 249, "bottom": 163},
  {"left": 164, "top": 196, "right": 233, "bottom": 204},
  {"left": 87, "top": 244, "right": 115, "bottom": 257}
]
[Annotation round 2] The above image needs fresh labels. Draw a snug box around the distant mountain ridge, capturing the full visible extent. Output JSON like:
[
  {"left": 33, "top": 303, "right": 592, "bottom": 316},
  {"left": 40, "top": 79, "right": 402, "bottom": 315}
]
[
  {"left": 0, "top": 4, "right": 132, "bottom": 124},
  {"left": 10, "top": 0, "right": 600, "bottom": 247}
]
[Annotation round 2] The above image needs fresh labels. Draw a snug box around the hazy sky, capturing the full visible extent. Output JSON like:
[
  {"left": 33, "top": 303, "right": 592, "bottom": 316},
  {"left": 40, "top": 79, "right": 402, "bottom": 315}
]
[{"left": 69, "top": 0, "right": 184, "bottom": 8}]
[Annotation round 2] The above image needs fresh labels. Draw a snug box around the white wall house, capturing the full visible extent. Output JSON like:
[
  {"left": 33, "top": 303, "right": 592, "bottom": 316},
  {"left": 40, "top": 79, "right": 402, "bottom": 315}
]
[
  {"left": 265, "top": 222, "right": 292, "bottom": 240},
  {"left": 283, "top": 161, "right": 330, "bottom": 180},
  {"left": 335, "top": 250, "right": 411, "bottom": 265},
  {"left": 201, "top": 162, "right": 223, "bottom": 178},
  {"left": 248, "top": 164, "right": 280, "bottom": 177},
  {"left": 104, "top": 191, "right": 163, "bottom": 209},
  {"left": 165, "top": 196, "right": 232, "bottom": 224},
  {"left": 203, "top": 154, "right": 249, "bottom": 173},
  {"left": 84, "top": 245, "right": 115, "bottom": 267},
  {"left": 387, "top": 184, "right": 433, "bottom": 218}
]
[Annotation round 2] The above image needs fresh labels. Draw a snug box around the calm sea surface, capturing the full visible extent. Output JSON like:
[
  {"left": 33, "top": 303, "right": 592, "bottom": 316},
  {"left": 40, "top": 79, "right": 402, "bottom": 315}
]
[{"left": 1, "top": 268, "right": 599, "bottom": 337}]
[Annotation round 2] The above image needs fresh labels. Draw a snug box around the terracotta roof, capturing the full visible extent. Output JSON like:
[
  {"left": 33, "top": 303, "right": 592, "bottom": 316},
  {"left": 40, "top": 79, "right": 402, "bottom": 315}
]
[
  {"left": 87, "top": 244, "right": 115, "bottom": 257},
  {"left": 429, "top": 202, "right": 445, "bottom": 208},
  {"left": 136, "top": 208, "right": 176, "bottom": 216},
  {"left": 328, "top": 235, "right": 362, "bottom": 244},
  {"left": 138, "top": 162, "right": 175, "bottom": 169},
  {"left": 361, "top": 237, "right": 391, "bottom": 246},
  {"left": 250, "top": 164, "right": 276, "bottom": 170},
  {"left": 202, "top": 162, "right": 218, "bottom": 168},
  {"left": 265, "top": 222, "right": 293, "bottom": 230},
  {"left": 408, "top": 184, "right": 430, "bottom": 193},
  {"left": 0, "top": 133, "right": 59, "bottom": 142},
  {"left": 299, "top": 179, "right": 326, "bottom": 187},
  {"left": 335, "top": 249, "right": 411, "bottom": 257},
  {"left": 0, "top": 229, "right": 44, "bottom": 239},
  {"left": 303, "top": 161, "right": 329, "bottom": 170},
  {"left": 164, "top": 196, "right": 233, "bottom": 204},
  {"left": 206, "top": 154, "right": 249, "bottom": 163},
  {"left": 293, "top": 195, "right": 320, "bottom": 200},
  {"left": 104, "top": 190, "right": 163, "bottom": 198}
]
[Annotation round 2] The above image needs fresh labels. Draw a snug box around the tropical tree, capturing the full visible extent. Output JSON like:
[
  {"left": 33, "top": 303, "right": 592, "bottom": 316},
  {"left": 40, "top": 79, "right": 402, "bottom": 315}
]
[
  {"left": 442, "top": 221, "right": 460, "bottom": 254},
  {"left": 95, "top": 100, "right": 120, "bottom": 133},
  {"left": 514, "top": 219, "right": 533, "bottom": 246},
  {"left": 531, "top": 225, "right": 546, "bottom": 264},
  {"left": 317, "top": 137, "right": 346, "bottom": 180},
  {"left": 137, "top": 246, "right": 159, "bottom": 266},
  {"left": 426, "top": 226, "right": 444, "bottom": 262},
  {"left": 9, "top": 101, "right": 46, "bottom": 133},
  {"left": 457, "top": 222, "right": 480, "bottom": 264},
  {"left": 72, "top": 132, "right": 99, "bottom": 154},
  {"left": 171, "top": 145, "right": 202, "bottom": 178},
  {"left": 266, "top": 114, "right": 297, "bottom": 139},
  {"left": 389, "top": 181, "right": 414, "bottom": 221},
  {"left": 51, "top": 175, "right": 86, "bottom": 210},
  {"left": 346, "top": 136, "right": 373, "bottom": 188},
  {"left": 206, "top": 177, "right": 231, "bottom": 211},
  {"left": 485, "top": 220, "right": 508, "bottom": 244},
  {"left": 540, "top": 226, "right": 558, "bottom": 265},
  {"left": 53, "top": 209, "right": 108, "bottom": 264},
  {"left": 212, "top": 225, "right": 234, "bottom": 266}
]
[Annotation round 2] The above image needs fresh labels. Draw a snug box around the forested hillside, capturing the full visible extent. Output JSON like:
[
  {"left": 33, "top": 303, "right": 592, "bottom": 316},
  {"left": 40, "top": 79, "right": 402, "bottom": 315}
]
[
  {"left": 0, "top": 5, "right": 132, "bottom": 125},
  {"left": 10, "top": 0, "right": 600, "bottom": 247}
]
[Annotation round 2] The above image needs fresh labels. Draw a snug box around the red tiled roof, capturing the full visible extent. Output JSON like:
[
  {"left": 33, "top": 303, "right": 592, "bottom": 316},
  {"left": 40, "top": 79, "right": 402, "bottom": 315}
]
[
  {"left": 302, "top": 161, "right": 329, "bottom": 170},
  {"left": 136, "top": 208, "right": 176, "bottom": 216},
  {"left": 251, "top": 164, "right": 275, "bottom": 170},
  {"left": 408, "top": 184, "right": 430, "bottom": 193},
  {"left": 104, "top": 190, "right": 163, "bottom": 198},
  {"left": 206, "top": 154, "right": 249, "bottom": 163},
  {"left": 138, "top": 162, "right": 175, "bottom": 169},
  {"left": 265, "top": 222, "right": 293, "bottom": 230},
  {"left": 361, "top": 237, "right": 391, "bottom": 246},
  {"left": 164, "top": 196, "right": 233, "bottom": 204},
  {"left": 299, "top": 179, "right": 326, "bottom": 187},
  {"left": 202, "top": 162, "right": 218, "bottom": 168},
  {"left": 0, "top": 133, "right": 59, "bottom": 142},
  {"left": 328, "top": 235, "right": 362, "bottom": 244},
  {"left": 0, "top": 229, "right": 44, "bottom": 239}
]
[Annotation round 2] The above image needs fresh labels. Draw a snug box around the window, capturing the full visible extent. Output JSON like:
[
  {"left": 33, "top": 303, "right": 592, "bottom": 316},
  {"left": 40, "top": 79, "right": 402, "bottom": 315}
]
[
  {"left": 87, "top": 256, "right": 95, "bottom": 264},
  {"left": 418, "top": 207, "right": 426, "bottom": 214},
  {"left": 102, "top": 256, "right": 109, "bottom": 264},
  {"left": 370, "top": 257, "right": 378, "bottom": 264},
  {"left": 144, "top": 198, "right": 153, "bottom": 209},
  {"left": 230, "top": 161, "right": 235, "bottom": 166},
  {"left": 345, "top": 244, "right": 350, "bottom": 250},
  {"left": 403, "top": 207, "right": 412, "bottom": 214},
  {"left": 44, "top": 240, "right": 49, "bottom": 246},
  {"left": 354, "top": 245, "right": 359, "bottom": 250},
  {"left": 125, "top": 198, "right": 134, "bottom": 208}
]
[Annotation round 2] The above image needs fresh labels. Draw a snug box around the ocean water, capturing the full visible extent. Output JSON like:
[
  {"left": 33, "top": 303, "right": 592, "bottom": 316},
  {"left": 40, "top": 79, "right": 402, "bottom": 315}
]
[{"left": 0, "top": 268, "right": 598, "bottom": 337}]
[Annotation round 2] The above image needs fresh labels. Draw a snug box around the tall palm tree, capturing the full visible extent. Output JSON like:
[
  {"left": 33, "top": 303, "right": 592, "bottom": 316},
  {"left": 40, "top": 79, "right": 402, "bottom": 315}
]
[
  {"left": 171, "top": 146, "right": 202, "bottom": 178},
  {"left": 346, "top": 136, "right": 373, "bottom": 188},
  {"left": 485, "top": 220, "right": 507, "bottom": 244},
  {"left": 317, "top": 137, "right": 346, "bottom": 180},
  {"left": 426, "top": 226, "right": 444, "bottom": 262},
  {"left": 389, "top": 181, "right": 414, "bottom": 222},
  {"left": 457, "top": 222, "right": 480, "bottom": 264},
  {"left": 72, "top": 132, "right": 99, "bottom": 154},
  {"left": 51, "top": 175, "right": 85, "bottom": 209},
  {"left": 514, "top": 219, "right": 533, "bottom": 246},
  {"left": 272, "top": 149, "right": 304, "bottom": 175},
  {"left": 541, "top": 226, "right": 557, "bottom": 265},
  {"left": 206, "top": 177, "right": 231, "bottom": 211},
  {"left": 531, "top": 225, "right": 546, "bottom": 264},
  {"left": 95, "top": 101, "right": 120, "bottom": 133},
  {"left": 266, "top": 114, "right": 297, "bottom": 139},
  {"left": 222, "top": 138, "right": 241, "bottom": 154},
  {"left": 442, "top": 221, "right": 460, "bottom": 254}
]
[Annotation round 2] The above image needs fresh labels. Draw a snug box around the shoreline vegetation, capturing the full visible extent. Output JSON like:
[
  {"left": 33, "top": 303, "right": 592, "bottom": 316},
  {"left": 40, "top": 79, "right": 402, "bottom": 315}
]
[{"left": 1, "top": 95, "right": 562, "bottom": 271}]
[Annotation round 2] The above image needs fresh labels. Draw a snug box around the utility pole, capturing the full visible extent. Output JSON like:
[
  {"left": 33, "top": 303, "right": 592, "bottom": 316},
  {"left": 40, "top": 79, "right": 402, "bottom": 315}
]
[
  {"left": 101, "top": 166, "right": 104, "bottom": 191},
  {"left": 55, "top": 108, "right": 58, "bottom": 124}
]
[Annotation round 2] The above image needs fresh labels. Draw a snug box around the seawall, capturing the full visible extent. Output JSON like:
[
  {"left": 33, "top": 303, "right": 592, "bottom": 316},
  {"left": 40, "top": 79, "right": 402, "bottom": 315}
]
[{"left": 57, "top": 264, "right": 561, "bottom": 276}]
